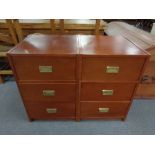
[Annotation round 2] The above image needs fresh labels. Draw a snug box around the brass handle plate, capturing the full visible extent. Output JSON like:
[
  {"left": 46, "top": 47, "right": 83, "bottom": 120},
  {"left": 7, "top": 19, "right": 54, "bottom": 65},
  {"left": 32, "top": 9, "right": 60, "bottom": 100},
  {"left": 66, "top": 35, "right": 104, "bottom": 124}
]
[
  {"left": 39, "top": 66, "right": 52, "bottom": 73},
  {"left": 46, "top": 108, "right": 57, "bottom": 113},
  {"left": 106, "top": 66, "right": 119, "bottom": 73},
  {"left": 43, "top": 90, "right": 55, "bottom": 96},
  {"left": 102, "top": 90, "right": 113, "bottom": 96},
  {"left": 99, "top": 108, "right": 109, "bottom": 113}
]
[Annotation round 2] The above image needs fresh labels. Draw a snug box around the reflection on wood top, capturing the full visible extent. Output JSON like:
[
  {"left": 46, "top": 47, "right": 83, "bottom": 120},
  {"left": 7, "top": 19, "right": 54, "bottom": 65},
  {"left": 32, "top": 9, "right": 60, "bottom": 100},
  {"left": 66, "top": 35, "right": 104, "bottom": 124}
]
[{"left": 8, "top": 34, "right": 148, "bottom": 56}]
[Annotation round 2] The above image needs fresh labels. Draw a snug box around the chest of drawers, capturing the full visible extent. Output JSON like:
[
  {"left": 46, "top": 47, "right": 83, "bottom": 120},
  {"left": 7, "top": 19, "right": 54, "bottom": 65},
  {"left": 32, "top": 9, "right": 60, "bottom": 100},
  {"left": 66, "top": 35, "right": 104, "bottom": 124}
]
[
  {"left": 79, "top": 35, "right": 149, "bottom": 120},
  {"left": 7, "top": 34, "right": 149, "bottom": 121}
]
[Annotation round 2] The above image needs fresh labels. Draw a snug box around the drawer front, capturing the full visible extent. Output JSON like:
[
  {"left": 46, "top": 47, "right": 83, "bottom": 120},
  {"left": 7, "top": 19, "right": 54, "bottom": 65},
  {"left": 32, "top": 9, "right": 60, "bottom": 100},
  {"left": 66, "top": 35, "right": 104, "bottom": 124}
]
[
  {"left": 82, "top": 57, "right": 145, "bottom": 81},
  {"left": 26, "top": 102, "right": 75, "bottom": 119},
  {"left": 81, "top": 101, "right": 130, "bottom": 118},
  {"left": 12, "top": 56, "right": 76, "bottom": 81},
  {"left": 19, "top": 83, "right": 76, "bottom": 102},
  {"left": 81, "top": 83, "right": 136, "bottom": 101}
]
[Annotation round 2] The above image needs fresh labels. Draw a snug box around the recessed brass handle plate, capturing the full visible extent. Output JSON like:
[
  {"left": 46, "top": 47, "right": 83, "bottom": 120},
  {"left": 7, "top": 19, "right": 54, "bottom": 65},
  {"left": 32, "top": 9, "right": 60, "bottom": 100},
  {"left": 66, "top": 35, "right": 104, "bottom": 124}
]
[
  {"left": 99, "top": 108, "right": 109, "bottom": 113},
  {"left": 102, "top": 90, "right": 114, "bottom": 96},
  {"left": 39, "top": 66, "right": 52, "bottom": 73},
  {"left": 106, "top": 66, "right": 119, "bottom": 73},
  {"left": 43, "top": 90, "right": 55, "bottom": 96},
  {"left": 46, "top": 108, "right": 57, "bottom": 113}
]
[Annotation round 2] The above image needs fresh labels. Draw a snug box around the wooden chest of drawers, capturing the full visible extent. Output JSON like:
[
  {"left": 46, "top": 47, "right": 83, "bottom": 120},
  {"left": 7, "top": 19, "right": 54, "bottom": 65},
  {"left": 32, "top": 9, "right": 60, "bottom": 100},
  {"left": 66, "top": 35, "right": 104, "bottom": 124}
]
[{"left": 7, "top": 34, "right": 149, "bottom": 121}]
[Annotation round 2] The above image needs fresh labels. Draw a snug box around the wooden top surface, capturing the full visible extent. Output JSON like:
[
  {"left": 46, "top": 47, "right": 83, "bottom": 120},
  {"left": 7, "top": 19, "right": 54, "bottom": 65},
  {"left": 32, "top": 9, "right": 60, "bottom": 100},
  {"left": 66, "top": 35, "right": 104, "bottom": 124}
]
[
  {"left": 8, "top": 34, "right": 147, "bottom": 56},
  {"left": 8, "top": 34, "right": 79, "bottom": 55},
  {"left": 79, "top": 35, "right": 147, "bottom": 56}
]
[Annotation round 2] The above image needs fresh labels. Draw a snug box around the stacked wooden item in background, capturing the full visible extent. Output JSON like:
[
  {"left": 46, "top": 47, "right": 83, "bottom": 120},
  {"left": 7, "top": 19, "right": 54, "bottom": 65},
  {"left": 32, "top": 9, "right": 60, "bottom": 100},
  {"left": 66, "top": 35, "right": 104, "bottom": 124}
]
[{"left": 0, "top": 20, "right": 17, "bottom": 83}]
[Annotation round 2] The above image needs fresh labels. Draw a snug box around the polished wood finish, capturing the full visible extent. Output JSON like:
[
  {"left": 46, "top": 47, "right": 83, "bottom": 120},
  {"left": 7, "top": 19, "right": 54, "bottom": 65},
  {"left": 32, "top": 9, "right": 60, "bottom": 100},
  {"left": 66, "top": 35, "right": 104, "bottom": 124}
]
[
  {"left": 26, "top": 102, "right": 75, "bottom": 120},
  {"left": 19, "top": 83, "right": 76, "bottom": 102},
  {"left": 9, "top": 34, "right": 79, "bottom": 55},
  {"left": 7, "top": 34, "right": 148, "bottom": 121},
  {"left": 105, "top": 21, "right": 155, "bottom": 98},
  {"left": 8, "top": 34, "right": 79, "bottom": 120},
  {"left": 12, "top": 56, "right": 76, "bottom": 82},
  {"left": 81, "top": 101, "right": 130, "bottom": 119},
  {"left": 81, "top": 57, "right": 146, "bottom": 82},
  {"left": 79, "top": 35, "right": 147, "bottom": 56},
  {"left": 81, "top": 83, "right": 136, "bottom": 101},
  {"left": 78, "top": 34, "right": 149, "bottom": 120}
]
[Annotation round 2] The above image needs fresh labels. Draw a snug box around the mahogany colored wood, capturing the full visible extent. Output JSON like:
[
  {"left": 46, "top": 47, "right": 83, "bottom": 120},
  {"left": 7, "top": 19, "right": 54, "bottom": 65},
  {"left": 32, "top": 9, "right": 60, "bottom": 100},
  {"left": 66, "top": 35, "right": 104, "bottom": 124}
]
[
  {"left": 81, "top": 57, "right": 146, "bottom": 82},
  {"left": 78, "top": 35, "right": 147, "bottom": 56},
  {"left": 19, "top": 83, "right": 76, "bottom": 102},
  {"left": 7, "top": 34, "right": 149, "bottom": 121},
  {"left": 12, "top": 56, "right": 76, "bottom": 82},
  {"left": 26, "top": 102, "right": 75, "bottom": 120},
  {"left": 81, "top": 83, "right": 136, "bottom": 101},
  {"left": 78, "top": 34, "right": 149, "bottom": 120},
  {"left": 81, "top": 101, "right": 130, "bottom": 119},
  {"left": 8, "top": 34, "right": 79, "bottom": 55}
]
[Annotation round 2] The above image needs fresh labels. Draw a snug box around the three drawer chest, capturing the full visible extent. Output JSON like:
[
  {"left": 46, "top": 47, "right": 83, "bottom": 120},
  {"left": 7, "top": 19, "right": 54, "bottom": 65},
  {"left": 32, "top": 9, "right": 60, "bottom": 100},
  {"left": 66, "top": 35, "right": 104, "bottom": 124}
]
[{"left": 7, "top": 34, "right": 149, "bottom": 121}]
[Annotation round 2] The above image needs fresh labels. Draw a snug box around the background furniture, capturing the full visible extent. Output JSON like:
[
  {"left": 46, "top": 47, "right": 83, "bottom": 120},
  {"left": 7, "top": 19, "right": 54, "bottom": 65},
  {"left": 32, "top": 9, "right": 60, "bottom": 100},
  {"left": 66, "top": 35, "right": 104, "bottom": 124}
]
[
  {"left": 0, "top": 19, "right": 18, "bottom": 83},
  {"left": 105, "top": 22, "right": 155, "bottom": 98},
  {"left": 12, "top": 19, "right": 106, "bottom": 41},
  {"left": 7, "top": 34, "right": 148, "bottom": 121}
]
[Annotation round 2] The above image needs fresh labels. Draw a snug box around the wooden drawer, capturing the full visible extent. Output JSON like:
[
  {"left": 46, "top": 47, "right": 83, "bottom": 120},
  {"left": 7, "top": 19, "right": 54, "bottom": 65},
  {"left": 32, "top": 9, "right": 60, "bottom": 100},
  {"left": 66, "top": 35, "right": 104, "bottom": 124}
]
[
  {"left": 81, "top": 57, "right": 145, "bottom": 81},
  {"left": 12, "top": 56, "right": 76, "bottom": 81},
  {"left": 19, "top": 83, "right": 76, "bottom": 102},
  {"left": 26, "top": 102, "right": 75, "bottom": 119},
  {"left": 81, "top": 83, "right": 136, "bottom": 101},
  {"left": 81, "top": 101, "right": 130, "bottom": 119}
]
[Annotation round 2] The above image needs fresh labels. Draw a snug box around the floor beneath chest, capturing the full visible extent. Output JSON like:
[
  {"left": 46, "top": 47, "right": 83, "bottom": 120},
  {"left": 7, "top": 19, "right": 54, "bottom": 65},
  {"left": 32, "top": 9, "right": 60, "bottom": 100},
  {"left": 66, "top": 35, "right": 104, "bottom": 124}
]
[{"left": 0, "top": 81, "right": 155, "bottom": 135}]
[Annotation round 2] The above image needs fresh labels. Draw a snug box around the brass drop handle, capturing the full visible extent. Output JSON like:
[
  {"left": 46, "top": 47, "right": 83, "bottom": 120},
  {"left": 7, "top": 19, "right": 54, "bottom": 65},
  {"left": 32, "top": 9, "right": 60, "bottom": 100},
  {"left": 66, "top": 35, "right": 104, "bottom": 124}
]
[
  {"left": 43, "top": 90, "right": 55, "bottom": 96},
  {"left": 46, "top": 108, "right": 57, "bottom": 113},
  {"left": 99, "top": 108, "right": 109, "bottom": 113},
  {"left": 102, "top": 90, "right": 114, "bottom": 96},
  {"left": 39, "top": 66, "right": 52, "bottom": 73},
  {"left": 106, "top": 66, "right": 119, "bottom": 73}
]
